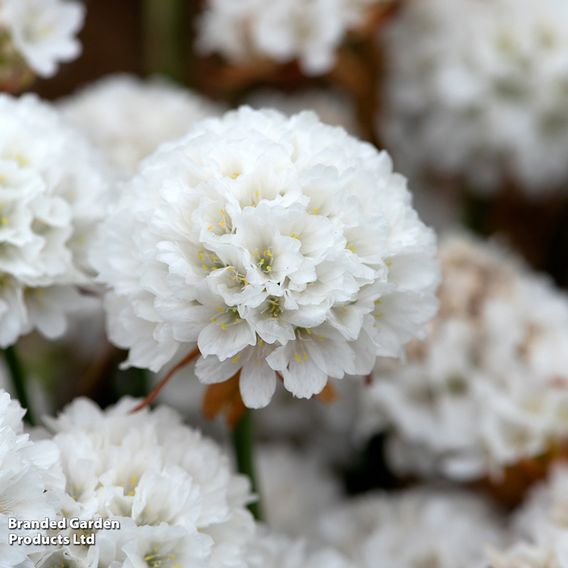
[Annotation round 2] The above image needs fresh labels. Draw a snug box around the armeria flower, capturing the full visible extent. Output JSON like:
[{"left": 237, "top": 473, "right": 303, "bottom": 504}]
[
  {"left": 0, "top": 94, "right": 109, "bottom": 347},
  {"left": 196, "top": 0, "right": 386, "bottom": 75},
  {"left": 244, "top": 88, "right": 360, "bottom": 136},
  {"left": 361, "top": 235, "right": 568, "bottom": 481},
  {"left": 0, "top": 0, "right": 84, "bottom": 78},
  {"left": 31, "top": 397, "right": 255, "bottom": 567},
  {"left": 380, "top": 0, "right": 568, "bottom": 195},
  {"left": 248, "top": 528, "right": 353, "bottom": 568},
  {"left": 60, "top": 74, "right": 222, "bottom": 178},
  {"left": 318, "top": 487, "right": 505, "bottom": 568},
  {"left": 92, "top": 107, "right": 438, "bottom": 408},
  {"left": 0, "top": 390, "right": 64, "bottom": 567}
]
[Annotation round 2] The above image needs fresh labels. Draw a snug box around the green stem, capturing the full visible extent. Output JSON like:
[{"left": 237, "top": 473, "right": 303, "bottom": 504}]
[
  {"left": 233, "top": 409, "right": 263, "bottom": 521},
  {"left": 3, "top": 345, "right": 35, "bottom": 425},
  {"left": 142, "top": 0, "right": 186, "bottom": 82},
  {"left": 131, "top": 367, "right": 150, "bottom": 398}
]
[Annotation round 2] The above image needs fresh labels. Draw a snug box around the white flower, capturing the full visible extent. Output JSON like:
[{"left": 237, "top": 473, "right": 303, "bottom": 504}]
[
  {"left": 60, "top": 74, "right": 222, "bottom": 177},
  {"left": 35, "top": 397, "right": 255, "bottom": 567},
  {"left": 196, "top": 0, "right": 382, "bottom": 75},
  {"left": 0, "top": 94, "right": 109, "bottom": 347},
  {"left": 248, "top": 528, "right": 353, "bottom": 568},
  {"left": 257, "top": 445, "right": 341, "bottom": 538},
  {"left": 0, "top": 390, "right": 64, "bottom": 567},
  {"left": 92, "top": 107, "right": 438, "bottom": 408},
  {"left": 318, "top": 487, "right": 506, "bottom": 568},
  {"left": 0, "top": 0, "right": 84, "bottom": 78},
  {"left": 244, "top": 89, "right": 360, "bottom": 137},
  {"left": 380, "top": 0, "right": 568, "bottom": 195},
  {"left": 361, "top": 234, "right": 568, "bottom": 481}
]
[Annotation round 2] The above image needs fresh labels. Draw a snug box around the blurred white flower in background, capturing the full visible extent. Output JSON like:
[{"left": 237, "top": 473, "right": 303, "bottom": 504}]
[
  {"left": 255, "top": 377, "right": 362, "bottom": 463},
  {"left": 244, "top": 88, "right": 360, "bottom": 137},
  {"left": 318, "top": 487, "right": 506, "bottom": 568},
  {"left": 513, "top": 464, "right": 568, "bottom": 543},
  {"left": 360, "top": 235, "right": 568, "bottom": 481},
  {"left": 257, "top": 444, "right": 342, "bottom": 538},
  {"left": 489, "top": 536, "right": 568, "bottom": 568},
  {"left": 60, "top": 74, "right": 223, "bottom": 178},
  {"left": 196, "top": 0, "right": 384, "bottom": 75},
  {"left": 0, "top": 94, "right": 109, "bottom": 348},
  {"left": 92, "top": 107, "right": 438, "bottom": 408},
  {"left": 249, "top": 528, "right": 353, "bottom": 568},
  {"left": 380, "top": 0, "right": 568, "bottom": 195},
  {"left": 0, "top": 0, "right": 84, "bottom": 78},
  {"left": 0, "top": 390, "right": 64, "bottom": 567},
  {"left": 32, "top": 397, "right": 255, "bottom": 567}
]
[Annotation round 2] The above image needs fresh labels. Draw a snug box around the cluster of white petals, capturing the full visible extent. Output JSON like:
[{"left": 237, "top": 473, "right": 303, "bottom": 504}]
[
  {"left": 61, "top": 74, "right": 222, "bottom": 177},
  {"left": 0, "top": 0, "right": 84, "bottom": 78},
  {"left": 92, "top": 107, "right": 438, "bottom": 408},
  {"left": 380, "top": 0, "right": 568, "bottom": 194},
  {"left": 361, "top": 235, "right": 568, "bottom": 480},
  {"left": 0, "top": 94, "right": 109, "bottom": 347},
  {"left": 0, "top": 390, "right": 63, "bottom": 567},
  {"left": 31, "top": 397, "right": 255, "bottom": 567},
  {"left": 245, "top": 89, "right": 360, "bottom": 136},
  {"left": 318, "top": 487, "right": 505, "bottom": 568},
  {"left": 196, "top": 0, "right": 384, "bottom": 75},
  {"left": 248, "top": 528, "right": 353, "bottom": 568}
]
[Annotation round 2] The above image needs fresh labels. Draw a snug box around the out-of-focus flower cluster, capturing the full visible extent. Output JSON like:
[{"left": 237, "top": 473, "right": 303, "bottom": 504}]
[
  {"left": 380, "top": 0, "right": 568, "bottom": 195},
  {"left": 60, "top": 75, "right": 223, "bottom": 178},
  {"left": 196, "top": 0, "right": 388, "bottom": 75},
  {"left": 361, "top": 235, "right": 568, "bottom": 481},
  {"left": 0, "top": 0, "right": 83, "bottom": 85}
]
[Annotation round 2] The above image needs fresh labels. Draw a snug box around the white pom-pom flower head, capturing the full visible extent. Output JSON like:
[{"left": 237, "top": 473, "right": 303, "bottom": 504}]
[{"left": 93, "top": 107, "right": 438, "bottom": 408}]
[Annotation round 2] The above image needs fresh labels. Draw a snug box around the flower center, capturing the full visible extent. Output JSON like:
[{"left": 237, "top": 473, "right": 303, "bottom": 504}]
[
  {"left": 211, "top": 306, "right": 242, "bottom": 331},
  {"left": 263, "top": 296, "right": 282, "bottom": 318},
  {"left": 144, "top": 548, "right": 181, "bottom": 568},
  {"left": 256, "top": 247, "right": 273, "bottom": 273},
  {"left": 123, "top": 473, "right": 139, "bottom": 497},
  {"left": 197, "top": 249, "right": 223, "bottom": 272}
]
